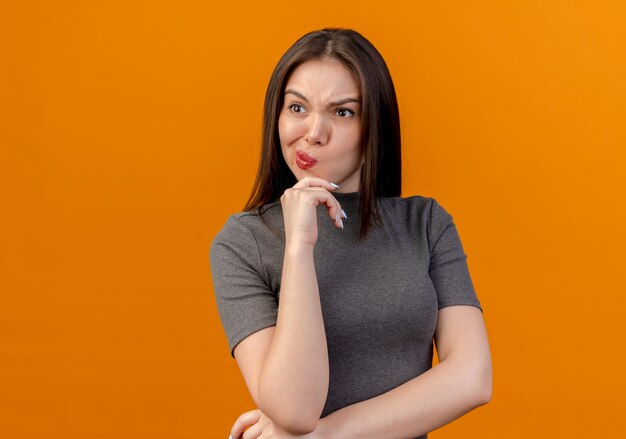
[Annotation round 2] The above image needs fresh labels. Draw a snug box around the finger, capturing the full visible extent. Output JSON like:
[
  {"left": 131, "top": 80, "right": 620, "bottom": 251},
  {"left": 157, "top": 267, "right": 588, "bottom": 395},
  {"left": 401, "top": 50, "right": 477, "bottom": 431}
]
[
  {"left": 241, "top": 421, "right": 263, "bottom": 439},
  {"left": 326, "top": 195, "right": 343, "bottom": 229},
  {"left": 293, "top": 176, "right": 340, "bottom": 191},
  {"left": 298, "top": 187, "right": 344, "bottom": 229},
  {"left": 230, "top": 409, "right": 261, "bottom": 439}
]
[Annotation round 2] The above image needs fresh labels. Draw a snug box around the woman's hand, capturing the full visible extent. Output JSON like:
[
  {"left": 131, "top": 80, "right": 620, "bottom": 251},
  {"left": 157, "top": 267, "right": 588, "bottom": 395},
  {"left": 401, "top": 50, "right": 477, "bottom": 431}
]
[
  {"left": 280, "top": 177, "right": 345, "bottom": 247},
  {"left": 229, "top": 409, "right": 324, "bottom": 439}
]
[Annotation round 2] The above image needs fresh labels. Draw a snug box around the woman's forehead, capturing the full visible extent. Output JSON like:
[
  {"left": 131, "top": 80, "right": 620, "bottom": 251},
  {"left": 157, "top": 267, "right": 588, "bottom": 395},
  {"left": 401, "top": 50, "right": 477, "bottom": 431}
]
[{"left": 284, "top": 59, "right": 360, "bottom": 101}]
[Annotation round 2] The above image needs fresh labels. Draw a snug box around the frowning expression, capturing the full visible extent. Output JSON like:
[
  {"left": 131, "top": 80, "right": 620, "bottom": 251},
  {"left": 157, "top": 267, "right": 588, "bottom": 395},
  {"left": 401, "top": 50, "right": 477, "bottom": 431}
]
[{"left": 278, "top": 59, "right": 363, "bottom": 192}]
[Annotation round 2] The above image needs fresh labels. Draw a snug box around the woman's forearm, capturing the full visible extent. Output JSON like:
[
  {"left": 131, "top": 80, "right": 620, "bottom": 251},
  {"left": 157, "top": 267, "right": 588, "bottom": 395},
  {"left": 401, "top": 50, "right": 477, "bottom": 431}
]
[
  {"left": 317, "top": 357, "right": 491, "bottom": 439},
  {"left": 257, "top": 242, "right": 330, "bottom": 434}
]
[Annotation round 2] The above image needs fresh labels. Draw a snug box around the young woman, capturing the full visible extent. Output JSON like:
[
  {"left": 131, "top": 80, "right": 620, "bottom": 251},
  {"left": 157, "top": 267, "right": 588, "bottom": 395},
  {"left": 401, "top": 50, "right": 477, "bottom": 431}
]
[{"left": 210, "top": 28, "right": 492, "bottom": 439}]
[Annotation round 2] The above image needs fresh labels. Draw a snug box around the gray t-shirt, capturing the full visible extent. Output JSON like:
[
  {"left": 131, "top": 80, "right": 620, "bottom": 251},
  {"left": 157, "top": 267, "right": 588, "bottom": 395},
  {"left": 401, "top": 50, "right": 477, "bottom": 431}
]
[{"left": 210, "top": 192, "right": 482, "bottom": 436}]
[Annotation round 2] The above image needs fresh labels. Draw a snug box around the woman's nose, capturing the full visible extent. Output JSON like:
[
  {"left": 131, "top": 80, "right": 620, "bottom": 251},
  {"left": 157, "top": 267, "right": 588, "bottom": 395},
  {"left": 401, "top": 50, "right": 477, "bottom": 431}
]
[{"left": 304, "top": 113, "right": 329, "bottom": 145}]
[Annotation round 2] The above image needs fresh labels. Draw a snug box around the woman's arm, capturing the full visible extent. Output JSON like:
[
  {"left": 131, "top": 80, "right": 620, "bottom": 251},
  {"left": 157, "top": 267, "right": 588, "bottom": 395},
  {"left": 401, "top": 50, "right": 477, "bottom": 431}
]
[
  {"left": 232, "top": 178, "right": 344, "bottom": 435},
  {"left": 256, "top": 241, "right": 329, "bottom": 432},
  {"left": 314, "top": 305, "right": 492, "bottom": 439}
]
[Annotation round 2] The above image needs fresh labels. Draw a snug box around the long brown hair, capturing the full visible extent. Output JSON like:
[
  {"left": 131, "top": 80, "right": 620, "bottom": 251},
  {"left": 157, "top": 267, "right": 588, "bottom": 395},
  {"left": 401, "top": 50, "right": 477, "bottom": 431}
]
[{"left": 243, "top": 28, "right": 401, "bottom": 239}]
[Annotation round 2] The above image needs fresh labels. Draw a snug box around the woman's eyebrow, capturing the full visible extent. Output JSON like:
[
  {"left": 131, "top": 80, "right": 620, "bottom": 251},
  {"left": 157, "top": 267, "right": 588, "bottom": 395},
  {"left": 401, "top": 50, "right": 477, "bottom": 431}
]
[
  {"left": 284, "top": 89, "right": 309, "bottom": 102},
  {"left": 284, "top": 89, "right": 360, "bottom": 107},
  {"left": 328, "top": 97, "right": 360, "bottom": 106}
]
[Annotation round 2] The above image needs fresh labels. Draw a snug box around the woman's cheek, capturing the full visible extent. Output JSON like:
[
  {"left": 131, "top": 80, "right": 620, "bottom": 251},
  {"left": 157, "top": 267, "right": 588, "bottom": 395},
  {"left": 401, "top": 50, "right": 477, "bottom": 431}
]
[{"left": 279, "top": 115, "right": 303, "bottom": 143}]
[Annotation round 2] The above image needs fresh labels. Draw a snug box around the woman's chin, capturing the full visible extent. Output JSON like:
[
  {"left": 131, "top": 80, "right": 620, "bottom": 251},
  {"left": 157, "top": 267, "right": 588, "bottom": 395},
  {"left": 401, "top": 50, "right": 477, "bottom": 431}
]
[{"left": 294, "top": 169, "right": 322, "bottom": 181}]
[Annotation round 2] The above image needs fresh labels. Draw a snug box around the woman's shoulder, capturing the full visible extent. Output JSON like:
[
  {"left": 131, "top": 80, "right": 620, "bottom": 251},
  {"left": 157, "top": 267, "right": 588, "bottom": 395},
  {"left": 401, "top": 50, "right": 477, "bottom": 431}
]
[
  {"left": 378, "top": 193, "right": 435, "bottom": 211},
  {"left": 230, "top": 199, "right": 283, "bottom": 225},
  {"left": 212, "top": 199, "right": 283, "bottom": 245},
  {"left": 378, "top": 194, "right": 455, "bottom": 226}
]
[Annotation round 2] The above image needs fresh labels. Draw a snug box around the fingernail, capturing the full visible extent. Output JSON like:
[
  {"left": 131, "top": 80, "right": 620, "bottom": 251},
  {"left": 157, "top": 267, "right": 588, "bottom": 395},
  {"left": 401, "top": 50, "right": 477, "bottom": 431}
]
[
  {"left": 330, "top": 182, "right": 340, "bottom": 188},
  {"left": 335, "top": 212, "right": 339, "bottom": 223},
  {"left": 340, "top": 218, "right": 344, "bottom": 229},
  {"left": 229, "top": 436, "right": 233, "bottom": 439},
  {"left": 341, "top": 209, "right": 347, "bottom": 219}
]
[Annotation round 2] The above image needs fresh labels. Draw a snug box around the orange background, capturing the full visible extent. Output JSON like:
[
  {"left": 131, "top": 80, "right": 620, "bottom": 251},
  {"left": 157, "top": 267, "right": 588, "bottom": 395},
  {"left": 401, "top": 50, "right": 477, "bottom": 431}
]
[{"left": 1, "top": 1, "right": 625, "bottom": 437}]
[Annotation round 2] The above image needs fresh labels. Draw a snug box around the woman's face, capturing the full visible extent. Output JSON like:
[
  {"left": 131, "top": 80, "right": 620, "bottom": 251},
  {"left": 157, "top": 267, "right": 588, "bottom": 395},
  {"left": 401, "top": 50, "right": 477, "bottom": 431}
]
[{"left": 278, "top": 59, "right": 363, "bottom": 192}]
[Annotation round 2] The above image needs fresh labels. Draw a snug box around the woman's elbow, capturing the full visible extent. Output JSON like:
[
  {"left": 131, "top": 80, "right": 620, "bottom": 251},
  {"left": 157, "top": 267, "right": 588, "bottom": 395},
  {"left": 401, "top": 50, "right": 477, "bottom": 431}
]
[
  {"left": 289, "top": 418, "right": 320, "bottom": 436},
  {"left": 257, "top": 396, "right": 321, "bottom": 435},
  {"left": 476, "top": 378, "right": 492, "bottom": 406},
  {"left": 456, "top": 355, "right": 492, "bottom": 407},
  {"left": 473, "top": 363, "right": 493, "bottom": 406},
  {"left": 266, "top": 412, "right": 319, "bottom": 436}
]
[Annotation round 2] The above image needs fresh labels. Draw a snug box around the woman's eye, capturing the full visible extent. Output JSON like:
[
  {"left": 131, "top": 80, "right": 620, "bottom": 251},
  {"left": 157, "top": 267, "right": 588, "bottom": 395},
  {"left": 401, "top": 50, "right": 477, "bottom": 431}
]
[
  {"left": 335, "top": 108, "right": 355, "bottom": 118},
  {"left": 288, "top": 104, "right": 304, "bottom": 113}
]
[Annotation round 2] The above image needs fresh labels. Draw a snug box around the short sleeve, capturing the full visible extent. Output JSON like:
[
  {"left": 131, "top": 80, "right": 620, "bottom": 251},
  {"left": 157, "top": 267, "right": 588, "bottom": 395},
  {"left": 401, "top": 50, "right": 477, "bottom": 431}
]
[
  {"left": 209, "top": 215, "right": 278, "bottom": 358},
  {"left": 428, "top": 198, "right": 482, "bottom": 312}
]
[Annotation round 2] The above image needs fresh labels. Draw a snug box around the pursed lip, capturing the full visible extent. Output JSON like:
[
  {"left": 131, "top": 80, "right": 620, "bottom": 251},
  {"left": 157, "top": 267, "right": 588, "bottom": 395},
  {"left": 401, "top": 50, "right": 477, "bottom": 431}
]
[{"left": 295, "top": 150, "right": 317, "bottom": 169}]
